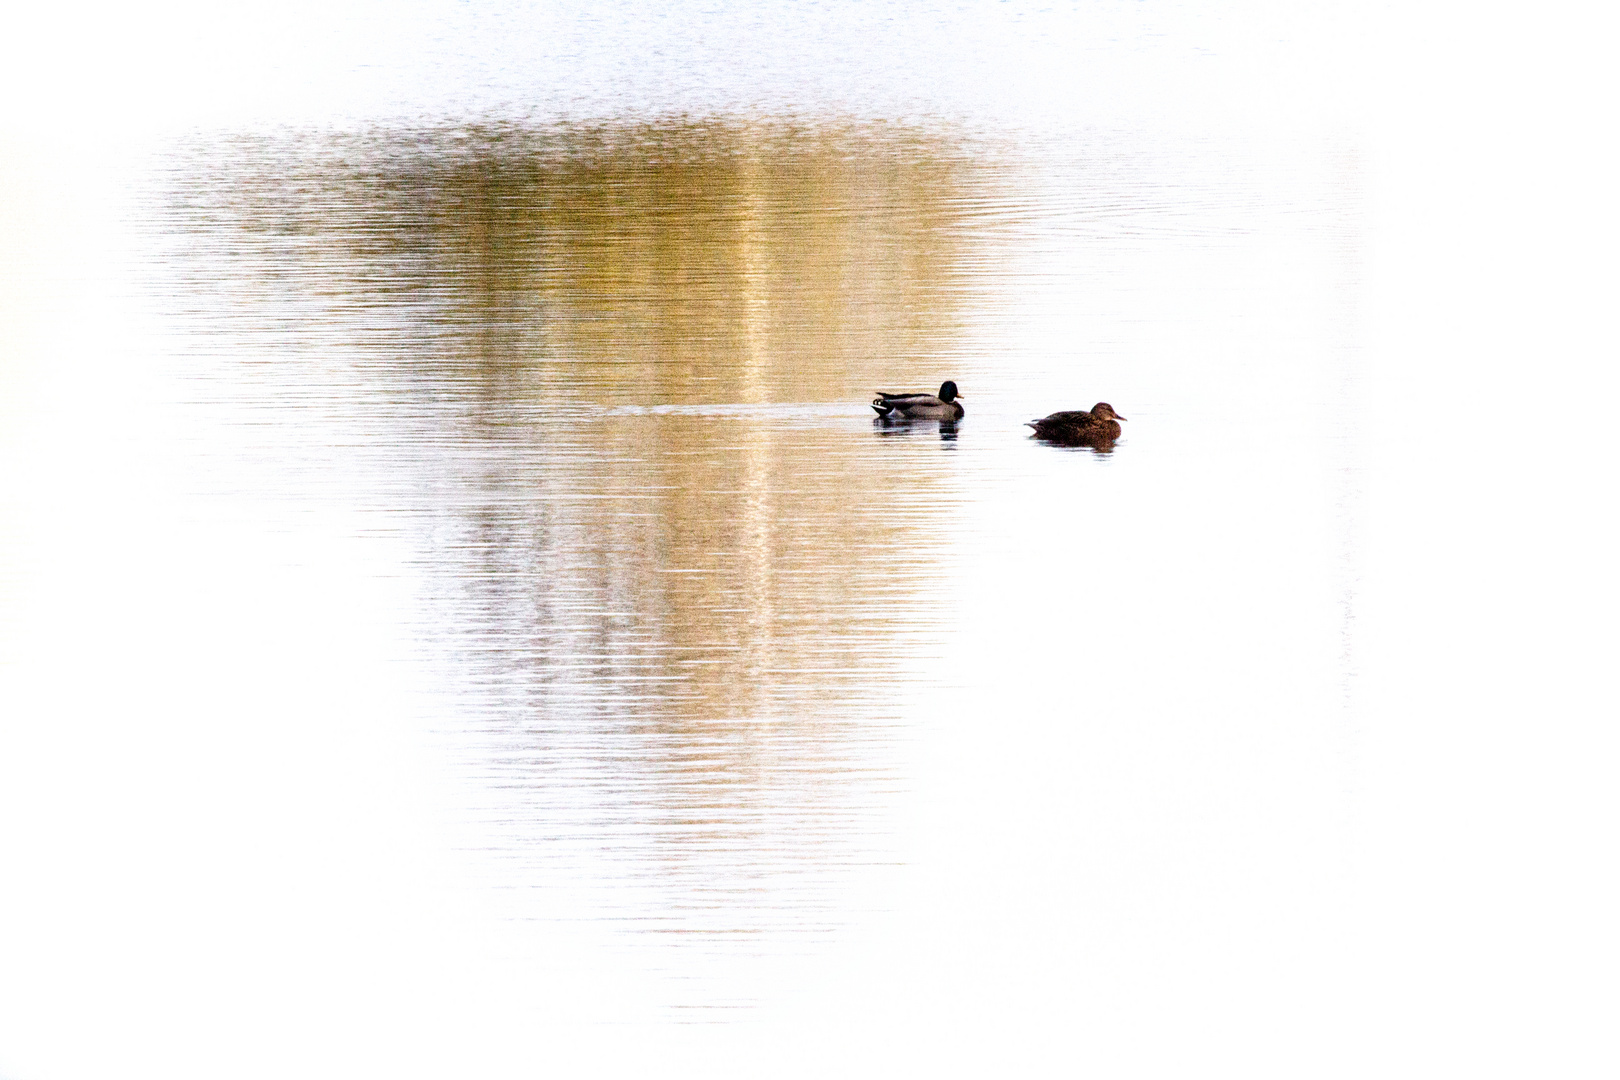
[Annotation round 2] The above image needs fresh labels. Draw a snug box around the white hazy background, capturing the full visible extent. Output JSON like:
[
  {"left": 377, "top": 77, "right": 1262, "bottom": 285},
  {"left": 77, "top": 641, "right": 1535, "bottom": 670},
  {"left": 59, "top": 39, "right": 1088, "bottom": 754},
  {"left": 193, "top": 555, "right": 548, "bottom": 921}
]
[{"left": 3, "top": 1, "right": 1618, "bottom": 1077}]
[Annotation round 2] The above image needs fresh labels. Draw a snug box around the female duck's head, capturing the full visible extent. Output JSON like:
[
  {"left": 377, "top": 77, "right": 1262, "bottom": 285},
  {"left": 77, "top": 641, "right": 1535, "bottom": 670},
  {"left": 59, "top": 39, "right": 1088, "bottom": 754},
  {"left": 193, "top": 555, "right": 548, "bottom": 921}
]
[{"left": 1090, "top": 402, "right": 1125, "bottom": 421}]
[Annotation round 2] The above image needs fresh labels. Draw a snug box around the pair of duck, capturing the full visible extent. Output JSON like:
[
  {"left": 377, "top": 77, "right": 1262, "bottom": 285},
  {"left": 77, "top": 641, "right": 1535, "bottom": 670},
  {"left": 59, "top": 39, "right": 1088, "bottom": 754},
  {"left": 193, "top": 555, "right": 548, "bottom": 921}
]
[{"left": 872, "top": 381, "right": 1126, "bottom": 445}]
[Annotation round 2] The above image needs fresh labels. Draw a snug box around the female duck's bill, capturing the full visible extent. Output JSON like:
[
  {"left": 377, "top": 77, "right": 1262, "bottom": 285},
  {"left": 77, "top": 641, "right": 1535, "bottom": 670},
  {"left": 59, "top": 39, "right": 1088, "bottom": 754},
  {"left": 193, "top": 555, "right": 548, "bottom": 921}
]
[
  {"left": 1026, "top": 402, "right": 1126, "bottom": 447},
  {"left": 872, "top": 380, "right": 965, "bottom": 421}
]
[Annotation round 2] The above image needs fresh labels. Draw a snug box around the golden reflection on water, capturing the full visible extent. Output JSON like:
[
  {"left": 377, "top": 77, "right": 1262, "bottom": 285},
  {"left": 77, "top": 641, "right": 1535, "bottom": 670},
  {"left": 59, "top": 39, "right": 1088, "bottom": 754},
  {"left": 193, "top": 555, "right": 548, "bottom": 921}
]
[
  {"left": 1, "top": 112, "right": 1363, "bottom": 1052},
  {"left": 164, "top": 121, "right": 991, "bottom": 943},
  {"left": 174, "top": 121, "right": 982, "bottom": 398}
]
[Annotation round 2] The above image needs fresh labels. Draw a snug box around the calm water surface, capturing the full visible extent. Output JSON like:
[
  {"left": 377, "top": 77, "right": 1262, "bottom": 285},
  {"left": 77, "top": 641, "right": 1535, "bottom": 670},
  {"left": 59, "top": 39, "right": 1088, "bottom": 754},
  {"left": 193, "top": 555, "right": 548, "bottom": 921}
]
[{"left": 1, "top": 118, "right": 1358, "bottom": 1075}]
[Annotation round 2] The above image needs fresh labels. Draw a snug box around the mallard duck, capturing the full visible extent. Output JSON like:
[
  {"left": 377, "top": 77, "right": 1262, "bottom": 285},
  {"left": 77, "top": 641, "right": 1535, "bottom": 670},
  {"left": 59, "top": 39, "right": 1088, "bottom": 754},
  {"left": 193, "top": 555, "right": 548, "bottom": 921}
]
[
  {"left": 1027, "top": 403, "right": 1126, "bottom": 445},
  {"left": 872, "top": 381, "right": 965, "bottom": 421}
]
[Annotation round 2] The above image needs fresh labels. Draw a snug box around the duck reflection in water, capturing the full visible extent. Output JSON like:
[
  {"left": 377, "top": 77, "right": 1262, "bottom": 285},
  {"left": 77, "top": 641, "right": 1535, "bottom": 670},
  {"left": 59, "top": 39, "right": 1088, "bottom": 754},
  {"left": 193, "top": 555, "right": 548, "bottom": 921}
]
[
  {"left": 872, "top": 417, "right": 960, "bottom": 445},
  {"left": 1027, "top": 403, "right": 1126, "bottom": 451}
]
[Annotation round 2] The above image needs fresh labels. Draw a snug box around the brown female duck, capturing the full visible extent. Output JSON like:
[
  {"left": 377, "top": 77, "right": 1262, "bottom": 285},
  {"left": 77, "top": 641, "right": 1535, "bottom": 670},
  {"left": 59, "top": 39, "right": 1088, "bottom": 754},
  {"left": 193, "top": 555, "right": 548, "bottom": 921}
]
[{"left": 1027, "top": 403, "right": 1126, "bottom": 445}]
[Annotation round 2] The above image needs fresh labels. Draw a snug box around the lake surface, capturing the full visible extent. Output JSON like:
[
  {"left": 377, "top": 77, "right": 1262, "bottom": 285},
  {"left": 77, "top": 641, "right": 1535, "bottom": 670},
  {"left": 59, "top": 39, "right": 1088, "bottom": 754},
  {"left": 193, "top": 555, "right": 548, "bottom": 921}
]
[{"left": 2, "top": 111, "right": 1361, "bottom": 1077}]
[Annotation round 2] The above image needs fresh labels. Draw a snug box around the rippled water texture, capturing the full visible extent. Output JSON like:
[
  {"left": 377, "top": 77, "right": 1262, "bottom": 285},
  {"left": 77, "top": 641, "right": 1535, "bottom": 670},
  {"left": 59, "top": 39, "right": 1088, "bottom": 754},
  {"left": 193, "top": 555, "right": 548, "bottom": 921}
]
[{"left": 1, "top": 120, "right": 1359, "bottom": 1073}]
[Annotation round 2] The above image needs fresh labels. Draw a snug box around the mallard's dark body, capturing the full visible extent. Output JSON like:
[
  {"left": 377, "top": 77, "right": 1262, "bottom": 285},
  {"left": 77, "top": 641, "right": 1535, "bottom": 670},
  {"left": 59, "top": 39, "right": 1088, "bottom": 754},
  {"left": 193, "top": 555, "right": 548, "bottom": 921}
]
[
  {"left": 1027, "top": 403, "right": 1126, "bottom": 446},
  {"left": 872, "top": 380, "right": 964, "bottom": 421}
]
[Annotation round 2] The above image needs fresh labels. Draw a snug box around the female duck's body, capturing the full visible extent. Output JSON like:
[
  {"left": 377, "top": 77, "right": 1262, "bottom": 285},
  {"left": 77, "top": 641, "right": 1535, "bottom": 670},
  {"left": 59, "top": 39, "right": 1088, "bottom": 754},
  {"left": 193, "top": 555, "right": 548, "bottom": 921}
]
[
  {"left": 872, "top": 380, "right": 964, "bottom": 421},
  {"left": 1027, "top": 403, "right": 1126, "bottom": 445}
]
